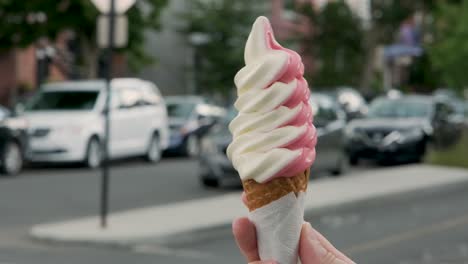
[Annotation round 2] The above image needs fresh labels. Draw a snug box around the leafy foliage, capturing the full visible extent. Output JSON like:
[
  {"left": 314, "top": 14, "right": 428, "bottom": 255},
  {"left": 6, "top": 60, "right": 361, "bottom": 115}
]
[
  {"left": 300, "top": 1, "right": 365, "bottom": 87},
  {"left": 0, "top": 0, "right": 168, "bottom": 73},
  {"left": 428, "top": 0, "right": 468, "bottom": 92},
  {"left": 181, "top": 0, "right": 261, "bottom": 97}
]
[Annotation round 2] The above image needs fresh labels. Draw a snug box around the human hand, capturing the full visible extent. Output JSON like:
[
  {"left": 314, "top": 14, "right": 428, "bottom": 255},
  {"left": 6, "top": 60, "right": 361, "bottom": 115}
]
[{"left": 232, "top": 217, "right": 356, "bottom": 264}]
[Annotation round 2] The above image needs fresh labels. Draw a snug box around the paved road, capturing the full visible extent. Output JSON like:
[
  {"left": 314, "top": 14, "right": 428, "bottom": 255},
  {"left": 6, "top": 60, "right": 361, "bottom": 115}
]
[
  {"left": 0, "top": 157, "right": 229, "bottom": 229},
  {"left": 0, "top": 157, "right": 230, "bottom": 264},
  {"left": 2, "top": 158, "right": 465, "bottom": 263},
  {"left": 167, "top": 181, "right": 468, "bottom": 264}
]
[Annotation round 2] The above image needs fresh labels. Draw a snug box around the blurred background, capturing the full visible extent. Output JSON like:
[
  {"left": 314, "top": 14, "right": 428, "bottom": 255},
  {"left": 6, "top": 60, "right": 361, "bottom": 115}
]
[{"left": 1, "top": 0, "right": 468, "bottom": 263}]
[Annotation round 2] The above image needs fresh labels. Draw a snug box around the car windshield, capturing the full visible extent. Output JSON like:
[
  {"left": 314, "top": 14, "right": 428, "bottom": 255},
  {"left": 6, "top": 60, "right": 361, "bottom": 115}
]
[
  {"left": 368, "top": 98, "right": 432, "bottom": 118},
  {"left": 26, "top": 90, "right": 99, "bottom": 111},
  {"left": 166, "top": 102, "right": 196, "bottom": 119}
]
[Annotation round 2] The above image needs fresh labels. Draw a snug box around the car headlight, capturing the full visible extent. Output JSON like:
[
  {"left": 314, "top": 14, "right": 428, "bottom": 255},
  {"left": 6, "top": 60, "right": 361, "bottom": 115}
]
[
  {"left": 382, "top": 128, "right": 423, "bottom": 145},
  {"left": 398, "top": 128, "right": 424, "bottom": 142},
  {"left": 382, "top": 131, "right": 402, "bottom": 146}
]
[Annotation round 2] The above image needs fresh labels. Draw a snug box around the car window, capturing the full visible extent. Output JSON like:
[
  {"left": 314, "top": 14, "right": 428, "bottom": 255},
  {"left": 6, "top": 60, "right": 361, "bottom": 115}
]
[
  {"left": 166, "top": 102, "right": 196, "bottom": 119},
  {"left": 368, "top": 98, "right": 432, "bottom": 118},
  {"left": 323, "top": 106, "right": 339, "bottom": 123},
  {"left": 25, "top": 90, "right": 99, "bottom": 111}
]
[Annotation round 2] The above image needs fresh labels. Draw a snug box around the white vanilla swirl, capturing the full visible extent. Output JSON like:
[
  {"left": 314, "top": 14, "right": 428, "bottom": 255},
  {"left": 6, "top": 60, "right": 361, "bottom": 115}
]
[{"left": 227, "top": 16, "right": 316, "bottom": 183}]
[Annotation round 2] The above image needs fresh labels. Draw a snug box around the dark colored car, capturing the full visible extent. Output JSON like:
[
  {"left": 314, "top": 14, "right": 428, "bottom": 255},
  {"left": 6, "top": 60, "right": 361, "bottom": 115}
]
[
  {"left": 164, "top": 96, "right": 225, "bottom": 157},
  {"left": 0, "top": 106, "right": 28, "bottom": 175},
  {"left": 344, "top": 95, "right": 461, "bottom": 164},
  {"left": 198, "top": 93, "right": 348, "bottom": 188}
]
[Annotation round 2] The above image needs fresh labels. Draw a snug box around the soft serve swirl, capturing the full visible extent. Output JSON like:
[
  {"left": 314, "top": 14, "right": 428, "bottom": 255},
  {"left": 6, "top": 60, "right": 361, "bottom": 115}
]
[{"left": 227, "top": 16, "right": 317, "bottom": 183}]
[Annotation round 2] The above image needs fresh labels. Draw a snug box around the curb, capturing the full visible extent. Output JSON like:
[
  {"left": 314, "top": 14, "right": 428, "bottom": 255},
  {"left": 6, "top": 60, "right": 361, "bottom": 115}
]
[
  {"left": 156, "top": 178, "right": 468, "bottom": 248},
  {"left": 30, "top": 174, "right": 468, "bottom": 249}
]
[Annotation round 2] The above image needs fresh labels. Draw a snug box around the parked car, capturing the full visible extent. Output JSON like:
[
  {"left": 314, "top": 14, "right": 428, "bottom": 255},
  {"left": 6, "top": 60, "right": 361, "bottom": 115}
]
[
  {"left": 433, "top": 89, "right": 467, "bottom": 128},
  {"left": 24, "top": 78, "right": 169, "bottom": 167},
  {"left": 198, "top": 93, "right": 348, "bottom": 188},
  {"left": 0, "top": 106, "right": 28, "bottom": 175},
  {"left": 165, "top": 96, "right": 225, "bottom": 157},
  {"left": 344, "top": 95, "right": 461, "bottom": 164},
  {"left": 333, "top": 87, "right": 368, "bottom": 121}
]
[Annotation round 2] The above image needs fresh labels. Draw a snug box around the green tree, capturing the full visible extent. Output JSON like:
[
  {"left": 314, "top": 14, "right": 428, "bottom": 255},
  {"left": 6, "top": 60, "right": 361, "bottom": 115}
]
[
  {"left": 359, "top": 0, "right": 431, "bottom": 91},
  {"left": 181, "top": 0, "right": 260, "bottom": 97},
  {"left": 428, "top": 0, "right": 468, "bottom": 92},
  {"left": 0, "top": 0, "right": 168, "bottom": 77},
  {"left": 301, "top": 1, "right": 364, "bottom": 87}
]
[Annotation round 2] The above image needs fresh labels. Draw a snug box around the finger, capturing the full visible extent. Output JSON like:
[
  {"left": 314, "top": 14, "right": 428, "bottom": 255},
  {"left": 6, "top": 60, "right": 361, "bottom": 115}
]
[
  {"left": 233, "top": 217, "right": 260, "bottom": 262},
  {"left": 241, "top": 192, "right": 248, "bottom": 206},
  {"left": 309, "top": 225, "right": 355, "bottom": 263},
  {"left": 299, "top": 223, "right": 355, "bottom": 264},
  {"left": 248, "top": 261, "right": 276, "bottom": 264}
]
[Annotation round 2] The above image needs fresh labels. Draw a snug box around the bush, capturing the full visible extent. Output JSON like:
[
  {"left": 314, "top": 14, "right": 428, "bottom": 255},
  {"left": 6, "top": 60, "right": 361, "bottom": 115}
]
[{"left": 426, "top": 129, "right": 468, "bottom": 169}]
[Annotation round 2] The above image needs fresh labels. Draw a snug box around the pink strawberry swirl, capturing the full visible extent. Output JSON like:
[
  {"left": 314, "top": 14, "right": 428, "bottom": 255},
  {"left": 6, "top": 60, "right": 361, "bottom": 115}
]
[{"left": 227, "top": 16, "right": 317, "bottom": 183}]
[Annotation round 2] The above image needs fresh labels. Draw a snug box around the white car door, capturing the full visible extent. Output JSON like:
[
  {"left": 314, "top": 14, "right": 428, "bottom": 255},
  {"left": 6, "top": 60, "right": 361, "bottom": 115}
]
[
  {"left": 109, "top": 87, "right": 141, "bottom": 157},
  {"left": 138, "top": 83, "right": 167, "bottom": 152},
  {"left": 128, "top": 85, "right": 151, "bottom": 154}
]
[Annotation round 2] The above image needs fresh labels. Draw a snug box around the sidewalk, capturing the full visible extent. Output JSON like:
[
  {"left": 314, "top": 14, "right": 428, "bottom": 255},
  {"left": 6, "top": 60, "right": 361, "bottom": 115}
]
[{"left": 30, "top": 165, "right": 468, "bottom": 245}]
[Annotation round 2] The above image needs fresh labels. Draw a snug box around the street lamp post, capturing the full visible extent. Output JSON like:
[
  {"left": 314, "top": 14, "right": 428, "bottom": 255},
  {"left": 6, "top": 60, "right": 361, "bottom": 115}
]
[
  {"left": 90, "top": 0, "right": 135, "bottom": 229},
  {"left": 100, "top": 0, "right": 115, "bottom": 229}
]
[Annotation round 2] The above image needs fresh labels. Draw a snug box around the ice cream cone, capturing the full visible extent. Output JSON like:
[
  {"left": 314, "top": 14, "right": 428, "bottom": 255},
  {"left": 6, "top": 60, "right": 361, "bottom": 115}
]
[{"left": 242, "top": 168, "right": 310, "bottom": 211}]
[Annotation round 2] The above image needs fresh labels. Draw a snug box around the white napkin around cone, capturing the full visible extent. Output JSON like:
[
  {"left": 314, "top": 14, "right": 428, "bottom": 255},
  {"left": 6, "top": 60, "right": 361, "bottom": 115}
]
[{"left": 249, "top": 192, "right": 306, "bottom": 264}]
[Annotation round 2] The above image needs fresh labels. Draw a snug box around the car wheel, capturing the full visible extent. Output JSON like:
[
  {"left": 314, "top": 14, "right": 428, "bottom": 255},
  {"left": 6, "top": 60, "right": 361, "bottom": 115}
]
[
  {"left": 331, "top": 152, "right": 348, "bottom": 177},
  {"left": 145, "top": 134, "right": 161, "bottom": 163},
  {"left": 202, "top": 178, "right": 219, "bottom": 188},
  {"left": 186, "top": 134, "right": 200, "bottom": 157},
  {"left": 1, "top": 141, "right": 23, "bottom": 176},
  {"left": 85, "top": 137, "right": 102, "bottom": 169}
]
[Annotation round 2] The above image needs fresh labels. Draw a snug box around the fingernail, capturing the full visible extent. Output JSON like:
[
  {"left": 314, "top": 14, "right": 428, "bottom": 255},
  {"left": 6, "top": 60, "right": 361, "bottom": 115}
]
[{"left": 304, "top": 223, "right": 327, "bottom": 258}]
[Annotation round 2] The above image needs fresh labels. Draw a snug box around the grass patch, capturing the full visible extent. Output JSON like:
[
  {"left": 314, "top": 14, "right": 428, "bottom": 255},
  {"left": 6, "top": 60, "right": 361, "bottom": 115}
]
[{"left": 426, "top": 130, "right": 468, "bottom": 169}]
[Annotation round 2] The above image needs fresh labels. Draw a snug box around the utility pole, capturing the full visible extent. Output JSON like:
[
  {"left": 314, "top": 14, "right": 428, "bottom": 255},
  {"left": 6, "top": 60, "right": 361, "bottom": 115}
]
[
  {"left": 90, "top": 0, "right": 135, "bottom": 229},
  {"left": 100, "top": 0, "right": 115, "bottom": 229}
]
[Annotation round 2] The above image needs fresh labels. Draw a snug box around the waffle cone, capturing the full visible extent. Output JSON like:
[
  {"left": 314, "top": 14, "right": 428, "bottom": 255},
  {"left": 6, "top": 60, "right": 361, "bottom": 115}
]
[{"left": 242, "top": 168, "right": 310, "bottom": 211}]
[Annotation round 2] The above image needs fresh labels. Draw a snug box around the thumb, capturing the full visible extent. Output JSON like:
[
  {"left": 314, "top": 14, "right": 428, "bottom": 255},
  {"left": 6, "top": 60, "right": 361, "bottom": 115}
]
[{"left": 299, "top": 223, "right": 351, "bottom": 264}]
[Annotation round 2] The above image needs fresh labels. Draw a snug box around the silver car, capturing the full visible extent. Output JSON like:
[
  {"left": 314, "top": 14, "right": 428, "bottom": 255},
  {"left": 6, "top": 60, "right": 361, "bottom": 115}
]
[{"left": 198, "top": 93, "right": 348, "bottom": 188}]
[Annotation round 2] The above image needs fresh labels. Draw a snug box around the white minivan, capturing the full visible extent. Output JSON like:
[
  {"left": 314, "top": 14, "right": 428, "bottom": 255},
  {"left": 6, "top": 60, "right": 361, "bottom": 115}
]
[{"left": 24, "top": 78, "right": 169, "bottom": 168}]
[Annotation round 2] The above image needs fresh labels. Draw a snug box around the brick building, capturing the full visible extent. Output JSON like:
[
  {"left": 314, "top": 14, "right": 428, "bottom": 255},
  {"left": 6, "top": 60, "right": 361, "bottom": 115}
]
[{"left": 0, "top": 32, "right": 71, "bottom": 107}]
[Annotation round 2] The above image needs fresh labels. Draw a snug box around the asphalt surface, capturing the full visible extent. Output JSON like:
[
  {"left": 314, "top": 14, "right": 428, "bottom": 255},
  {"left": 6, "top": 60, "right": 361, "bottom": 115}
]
[
  {"left": 0, "top": 157, "right": 228, "bottom": 229},
  {"left": 0, "top": 158, "right": 467, "bottom": 263}
]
